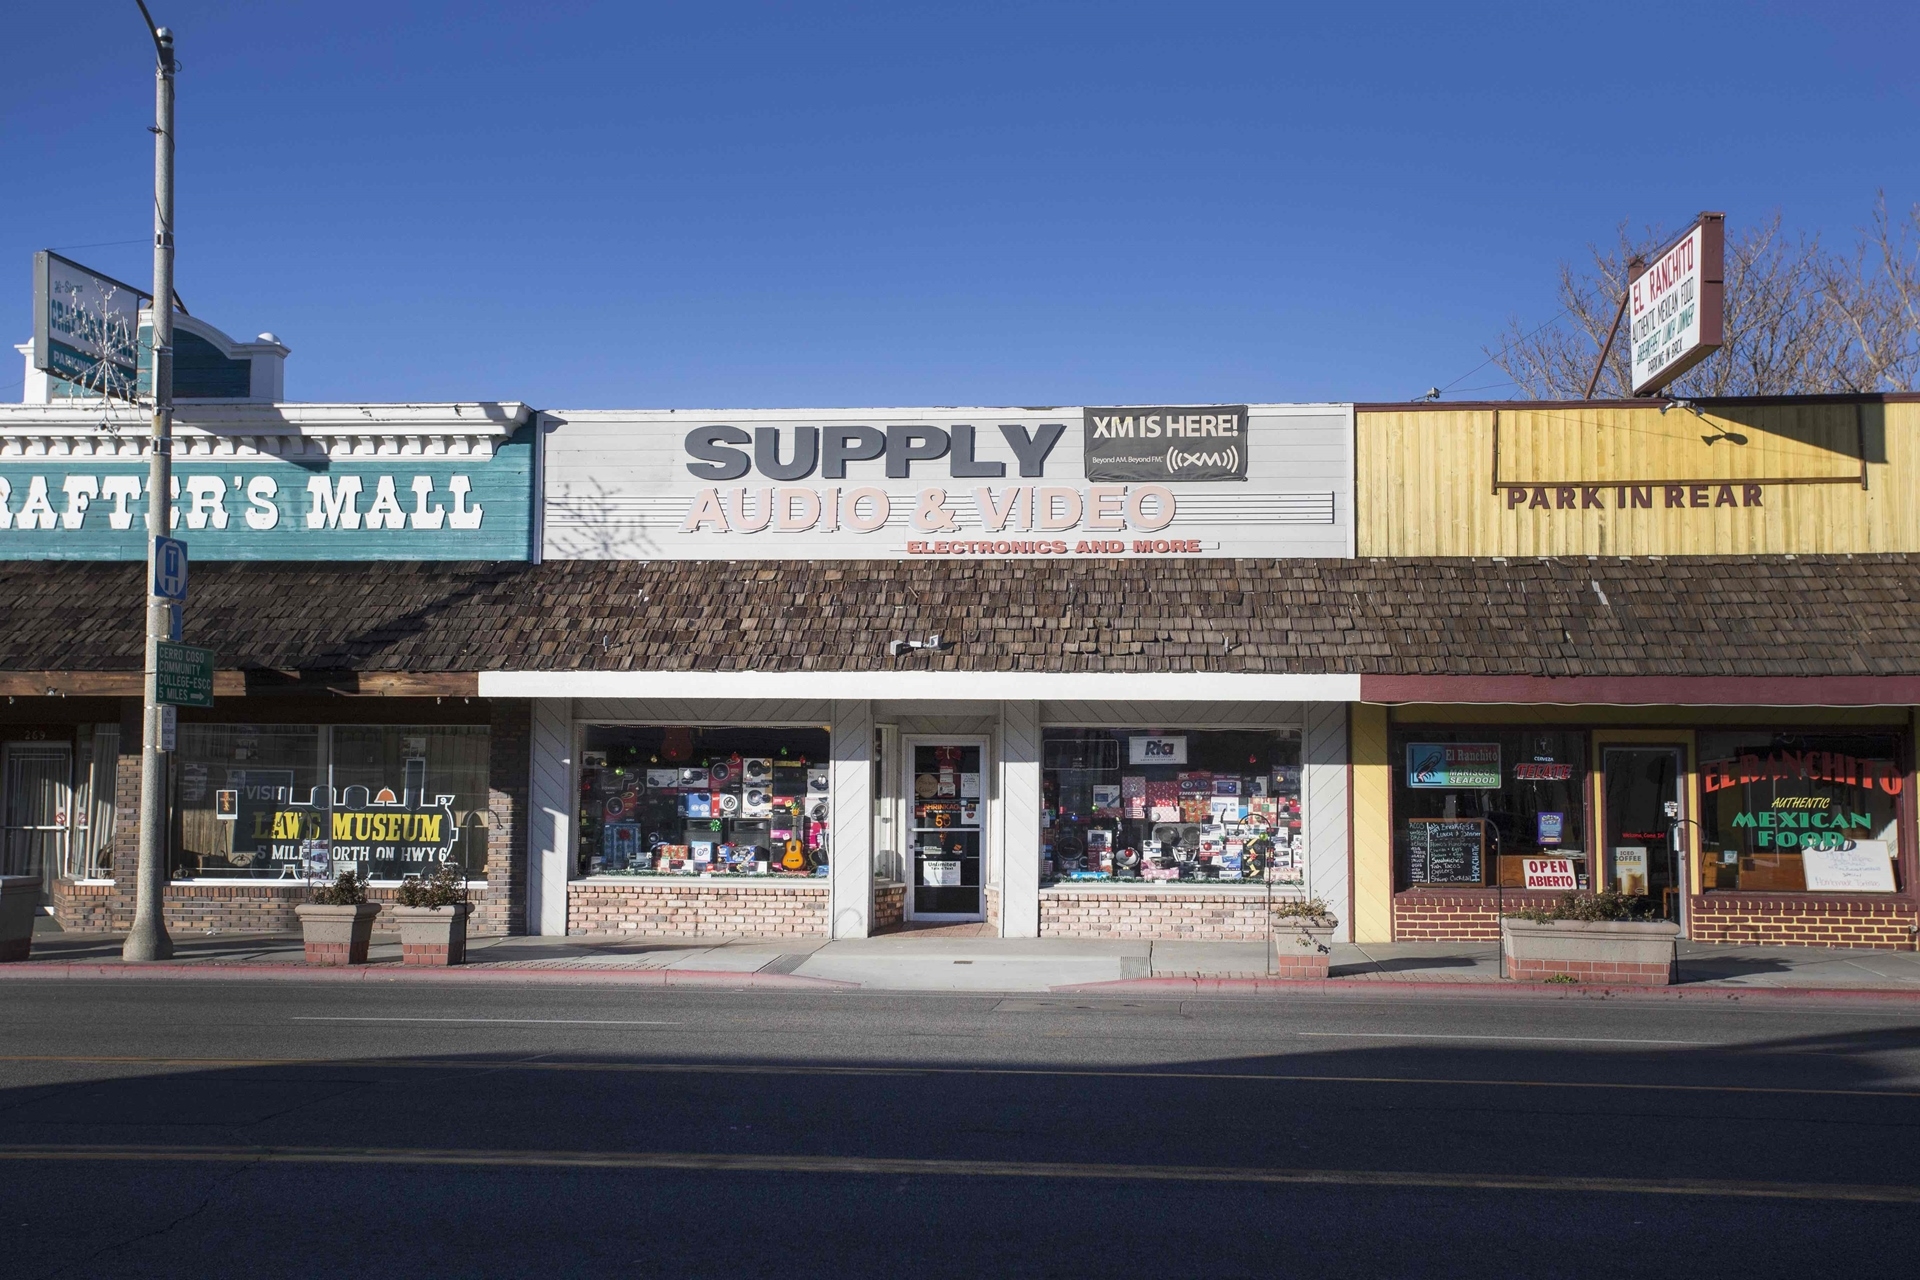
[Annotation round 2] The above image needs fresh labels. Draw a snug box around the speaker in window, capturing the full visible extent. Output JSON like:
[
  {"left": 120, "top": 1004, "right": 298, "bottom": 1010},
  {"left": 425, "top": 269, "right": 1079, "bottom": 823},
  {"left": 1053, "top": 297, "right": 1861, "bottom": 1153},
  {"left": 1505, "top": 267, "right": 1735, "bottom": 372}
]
[
  {"left": 807, "top": 768, "right": 830, "bottom": 794},
  {"left": 743, "top": 788, "right": 772, "bottom": 817},
  {"left": 677, "top": 767, "right": 707, "bottom": 788},
  {"left": 710, "top": 760, "right": 736, "bottom": 788},
  {"left": 742, "top": 757, "right": 773, "bottom": 784},
  {"left": 808, "top": 800, "right": 828, "bottom": 822},
  {"left": 716, "top": 792, "right": 741, "bottom": 815}
]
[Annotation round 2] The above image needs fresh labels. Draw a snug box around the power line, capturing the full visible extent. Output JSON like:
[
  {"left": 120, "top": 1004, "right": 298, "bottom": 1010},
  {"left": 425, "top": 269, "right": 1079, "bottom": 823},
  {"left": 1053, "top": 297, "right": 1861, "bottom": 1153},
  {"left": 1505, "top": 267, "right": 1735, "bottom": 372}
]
[{"left": 1417, "top": 306, "right": 1570, "bottom": 400}]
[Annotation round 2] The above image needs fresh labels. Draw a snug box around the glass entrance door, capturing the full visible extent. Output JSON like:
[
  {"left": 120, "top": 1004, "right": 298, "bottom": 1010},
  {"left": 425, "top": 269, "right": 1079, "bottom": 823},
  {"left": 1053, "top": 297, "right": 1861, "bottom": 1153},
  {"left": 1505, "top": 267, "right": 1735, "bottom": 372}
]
[
  {"left": 1602, "top": 746, "right": 1685, "bottom": 930},
  {"left": 3, "top": 743, "right": 73, "bottom": 903},
  {"left": 907, "top": 741, "right": 984, "bottom": 920}
]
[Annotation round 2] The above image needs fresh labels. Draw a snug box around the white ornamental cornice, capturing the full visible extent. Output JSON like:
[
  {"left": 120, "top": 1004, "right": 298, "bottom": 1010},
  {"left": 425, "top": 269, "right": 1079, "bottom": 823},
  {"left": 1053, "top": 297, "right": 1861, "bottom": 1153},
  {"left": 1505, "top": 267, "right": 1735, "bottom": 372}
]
[{"left": 0, "top": 402, "right": 530, "bottom": 461}]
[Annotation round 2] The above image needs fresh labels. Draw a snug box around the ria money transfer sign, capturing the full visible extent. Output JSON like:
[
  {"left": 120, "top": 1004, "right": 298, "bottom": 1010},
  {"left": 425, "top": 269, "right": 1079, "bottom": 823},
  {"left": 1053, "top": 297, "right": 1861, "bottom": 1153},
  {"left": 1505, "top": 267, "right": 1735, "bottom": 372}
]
[{"left": 540, "top": 404, "right": 1353, "bottom": 560}]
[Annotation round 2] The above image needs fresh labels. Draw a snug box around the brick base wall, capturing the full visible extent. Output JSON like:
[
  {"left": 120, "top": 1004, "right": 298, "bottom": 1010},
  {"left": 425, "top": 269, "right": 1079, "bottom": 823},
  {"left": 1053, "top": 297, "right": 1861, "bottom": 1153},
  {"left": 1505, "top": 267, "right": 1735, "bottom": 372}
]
[
  {"left": 1688, "top": 895, "right": 1919, "bottom": 950},
  {"left": 567, "top": 879, "right": 829, "bottom": 938},
  {"left": 1394, "top": 891, "right": 1566, "bottom": 941},
  {"left": 1509, "top": 956, "right": 1673, "bottom": 985},
  {"left": 986, "top": 886, "right": 1001, "bottom": 934},
  {"left": 874, "top": 883, "right": 905, "bottom": 931},
  {"left": 50, "top": 880, "right": 114, "bottom": 931},
  {"left": 1040, "top": 888, "right": 1312, "bottom": 940}
]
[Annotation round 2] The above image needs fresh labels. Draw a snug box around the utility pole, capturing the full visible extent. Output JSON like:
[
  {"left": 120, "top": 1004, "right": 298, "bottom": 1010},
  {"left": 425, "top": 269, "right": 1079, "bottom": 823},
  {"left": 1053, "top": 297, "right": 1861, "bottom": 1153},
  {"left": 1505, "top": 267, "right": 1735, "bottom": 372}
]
[{"left": 125, "top": 4, "right": 176, "bottom": 961}]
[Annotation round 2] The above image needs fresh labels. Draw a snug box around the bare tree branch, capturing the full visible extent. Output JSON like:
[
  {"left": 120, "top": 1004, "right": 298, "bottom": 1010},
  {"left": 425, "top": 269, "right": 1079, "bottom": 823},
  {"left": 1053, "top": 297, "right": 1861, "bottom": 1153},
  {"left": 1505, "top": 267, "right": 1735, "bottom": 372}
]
[{"left": 1486, "top": 203, "right": 1920, "bottom": 399}]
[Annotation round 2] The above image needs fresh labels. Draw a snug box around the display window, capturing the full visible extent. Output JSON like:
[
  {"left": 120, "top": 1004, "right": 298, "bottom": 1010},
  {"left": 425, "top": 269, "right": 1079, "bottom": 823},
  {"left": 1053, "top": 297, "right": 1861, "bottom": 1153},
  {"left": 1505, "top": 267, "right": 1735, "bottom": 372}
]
[
  {"left": 172, "top": 724, "right": 490, "bottom": 882},
  {"left": 577, "top": 725, "right": 831, "bottom": 877},
  {"left": 1698, "top": 731, "right": 1905, "bottom": 894},
  {"left": 1040, "top": 728, "right": 1301, "bottom": 885},
  {"left": 1392, "top": 729, "right": 1588, "bottom": 891}
]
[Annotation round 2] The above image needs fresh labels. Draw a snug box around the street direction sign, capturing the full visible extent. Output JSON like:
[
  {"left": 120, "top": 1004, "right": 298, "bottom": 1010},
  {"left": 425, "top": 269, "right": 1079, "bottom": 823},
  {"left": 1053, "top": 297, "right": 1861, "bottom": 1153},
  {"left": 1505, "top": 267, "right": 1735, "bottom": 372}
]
[
  {"left": 155, "top": 641, "right": 215, "bottom": 708},
  {"left": 153, "top": 536, "right": 189, "bottom": 600}
]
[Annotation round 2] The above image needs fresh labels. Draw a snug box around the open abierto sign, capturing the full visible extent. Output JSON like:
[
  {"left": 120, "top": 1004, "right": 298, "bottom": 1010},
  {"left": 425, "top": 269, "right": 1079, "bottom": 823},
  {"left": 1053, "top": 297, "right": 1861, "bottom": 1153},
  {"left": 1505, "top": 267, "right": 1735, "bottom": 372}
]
[{"left": 1523, "top": 857, "right": 1577, "bottom": 891}]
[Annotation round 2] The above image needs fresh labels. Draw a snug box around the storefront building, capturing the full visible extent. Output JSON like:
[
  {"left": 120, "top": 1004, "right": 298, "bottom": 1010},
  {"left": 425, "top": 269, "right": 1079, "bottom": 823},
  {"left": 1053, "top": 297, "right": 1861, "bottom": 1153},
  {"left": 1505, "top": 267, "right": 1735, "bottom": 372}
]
[
  {"left": 0, "top": 367, "right": 539, "bottom": 934},
  {"left": 1347, "top": 396, "right": 1920, "bottom": 949},
  {"left": 6, "top": 373, "right": 1920, "bottom": 951}
]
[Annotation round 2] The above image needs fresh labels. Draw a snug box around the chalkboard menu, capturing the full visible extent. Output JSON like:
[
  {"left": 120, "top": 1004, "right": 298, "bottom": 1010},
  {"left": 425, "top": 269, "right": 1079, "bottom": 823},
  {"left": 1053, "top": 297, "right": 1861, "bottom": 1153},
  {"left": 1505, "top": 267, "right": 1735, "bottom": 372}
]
[{"left": 1408, "top": 818, "right": 1485, "bottom": 885}]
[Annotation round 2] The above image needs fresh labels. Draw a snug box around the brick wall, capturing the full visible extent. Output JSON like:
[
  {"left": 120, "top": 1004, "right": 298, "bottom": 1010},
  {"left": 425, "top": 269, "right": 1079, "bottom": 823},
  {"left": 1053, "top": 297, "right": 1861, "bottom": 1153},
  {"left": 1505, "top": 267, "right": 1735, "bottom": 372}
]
[
  {"left": 480, "top": 699, "right": 530, "bottom": 937},
  {"left": 1393, "top": 890, "right": 1566, "bottom": 941},
  {"left": 874, "top": 883, "right": 905, "bottom": 931},
  {"left": 567, "top": 879, "right": 829, "bottom": 937},
  {"left": 1689, "top": 894, "right": 1919, "bottom": 950},
  {"left": 985, "top": 885, "right": 1001, "bottom": 934},
  {"left": 50, "top": 879, "right": 114, "bottom": 931},
  {"left": 1040, "top": 888, "right": 1313, "bottom": 940}
]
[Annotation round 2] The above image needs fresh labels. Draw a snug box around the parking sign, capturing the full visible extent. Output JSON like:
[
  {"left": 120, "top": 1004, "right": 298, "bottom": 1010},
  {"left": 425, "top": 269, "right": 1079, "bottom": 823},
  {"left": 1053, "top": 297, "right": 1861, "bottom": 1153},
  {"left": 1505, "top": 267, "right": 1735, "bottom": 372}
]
[{"left": 153, "top": 536, "right": 189, "bottom": 601}]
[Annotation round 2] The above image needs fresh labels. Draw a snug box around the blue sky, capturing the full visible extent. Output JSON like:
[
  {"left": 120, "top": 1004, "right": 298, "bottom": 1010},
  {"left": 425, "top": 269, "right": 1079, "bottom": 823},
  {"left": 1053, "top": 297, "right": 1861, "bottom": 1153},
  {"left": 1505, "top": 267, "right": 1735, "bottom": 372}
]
[{"left": 3, "top": 2, "right": 1914, "bottom": 408}]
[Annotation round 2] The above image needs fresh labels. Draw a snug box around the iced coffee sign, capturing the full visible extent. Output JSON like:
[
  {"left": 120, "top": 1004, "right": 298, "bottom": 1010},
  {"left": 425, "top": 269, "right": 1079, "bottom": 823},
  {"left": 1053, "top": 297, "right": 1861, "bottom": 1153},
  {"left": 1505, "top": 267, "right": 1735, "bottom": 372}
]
[{"left": 540, "top": 404, "right": 1353, "bottom": 560}]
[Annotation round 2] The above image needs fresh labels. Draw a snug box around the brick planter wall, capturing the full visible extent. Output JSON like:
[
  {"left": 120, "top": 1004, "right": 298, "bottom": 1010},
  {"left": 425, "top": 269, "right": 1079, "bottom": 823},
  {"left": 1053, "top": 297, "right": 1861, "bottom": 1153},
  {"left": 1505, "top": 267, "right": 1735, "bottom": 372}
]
[
  {"left": 567, "top": 878, "right": 829, "bottom": 937},
  {"left": 50, "top": 880, "right": 114, "bottom": 931},
  {"left": 1506, "top": 955, "right": 1674, "bottom": 985},
  {"left": 986, "top": 886, "right": 1001, "bottom": 934},
  {"left": 1688, "top": 894, "right": 1919, "bottom": 950},
  {"left": 1040, "top": 887, "right": 1315, "bottom": 940},
  {"left": 1394, "top": 890, "right": 1566, "bottom": 941},
  {"left": 874, "top": 883, "right": 905, "bottom": 931}
]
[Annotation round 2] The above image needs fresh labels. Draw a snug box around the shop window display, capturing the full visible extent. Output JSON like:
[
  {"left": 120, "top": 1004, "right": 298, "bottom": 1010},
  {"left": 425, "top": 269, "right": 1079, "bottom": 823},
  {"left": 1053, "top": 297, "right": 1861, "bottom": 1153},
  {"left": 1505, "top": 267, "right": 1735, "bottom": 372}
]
[
  {"left": 578, "top": 726, "right": 831, "bottom": 877},
  {"left": 1040, "top": 729, "right": 1301, "bottom": 884},
  {"left": 1392, "top": 729, "right": 1588, "bottom": 891},
  {"left": 1698, "top": 731, "right": 1904, "bottom": 893},
  {"left": 172, "top": 724, "right": 490, "bottom": 882}
]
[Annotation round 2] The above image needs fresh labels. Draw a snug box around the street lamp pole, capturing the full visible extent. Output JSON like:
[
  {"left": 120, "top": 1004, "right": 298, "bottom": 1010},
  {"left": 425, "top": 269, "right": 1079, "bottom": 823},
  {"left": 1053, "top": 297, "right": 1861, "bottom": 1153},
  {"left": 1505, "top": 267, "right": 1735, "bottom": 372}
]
[{"left": 124, "top": 5, "right": 176, "bottom": 962}]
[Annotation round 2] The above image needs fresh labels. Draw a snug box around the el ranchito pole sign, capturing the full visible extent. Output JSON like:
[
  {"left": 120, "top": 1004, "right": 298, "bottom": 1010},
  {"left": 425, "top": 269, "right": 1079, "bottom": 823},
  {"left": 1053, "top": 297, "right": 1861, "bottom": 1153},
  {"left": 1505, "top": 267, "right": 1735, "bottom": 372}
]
[{"left": 1629, "top": 213, "right": 1725, "bottom": 397}]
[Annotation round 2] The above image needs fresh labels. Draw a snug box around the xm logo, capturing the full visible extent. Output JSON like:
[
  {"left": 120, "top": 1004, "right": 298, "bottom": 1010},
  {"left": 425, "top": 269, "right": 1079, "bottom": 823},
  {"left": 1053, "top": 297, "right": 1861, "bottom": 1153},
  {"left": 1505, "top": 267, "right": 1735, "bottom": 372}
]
[{"left": 1165, "top": 445, "right": 1241, "bottom": 474}]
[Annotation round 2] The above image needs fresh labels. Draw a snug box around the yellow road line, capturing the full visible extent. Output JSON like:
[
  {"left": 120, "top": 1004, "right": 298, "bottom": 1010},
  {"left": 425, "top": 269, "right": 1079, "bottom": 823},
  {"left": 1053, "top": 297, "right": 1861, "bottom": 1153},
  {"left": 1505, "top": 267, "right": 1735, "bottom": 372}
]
[
  {"left": 0, "top": 1144, "right": 1913, "bottom": 1204},
  {"left": 3, "top": 1053, "right": 1919, "bottom": 1101}
]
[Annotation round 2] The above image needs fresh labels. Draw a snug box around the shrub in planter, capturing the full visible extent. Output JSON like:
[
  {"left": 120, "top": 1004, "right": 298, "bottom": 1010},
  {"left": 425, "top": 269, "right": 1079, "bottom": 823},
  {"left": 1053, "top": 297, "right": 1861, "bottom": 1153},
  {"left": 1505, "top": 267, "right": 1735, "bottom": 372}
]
[
  {"left": 1501, "top": 890, "right": 1679, "bottom": 986},
  {"left": 0, "top": 876, "right": 39, "bottom": 963},
  {"left": 1271, "top": 897, "right": 1340, "bottom": 979},
  {"left": 393, "top": 861, "right": 472, "bottom": 967},
  {"left": 294, "top": 871, "right": 380, "bottom": 966}
]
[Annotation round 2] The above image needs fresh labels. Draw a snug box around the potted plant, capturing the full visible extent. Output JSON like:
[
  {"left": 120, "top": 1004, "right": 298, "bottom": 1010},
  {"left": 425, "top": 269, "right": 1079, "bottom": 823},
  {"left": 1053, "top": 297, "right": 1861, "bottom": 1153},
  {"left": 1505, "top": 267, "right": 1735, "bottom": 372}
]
[
  {"left": 393, "top": 860, "right": 472, "bottom": 966},
  {"left": 0, "top": 876, "right": 39, "bottom": 962},
  {"left": 1270, "top": 897, "right": 1340, "bottom": 978},
  {"left": 1501, "top": 890, "right": 1679, "bottom": 986},
  {"left": 295, "top": 871, "right": 380, "bottom": 966}
]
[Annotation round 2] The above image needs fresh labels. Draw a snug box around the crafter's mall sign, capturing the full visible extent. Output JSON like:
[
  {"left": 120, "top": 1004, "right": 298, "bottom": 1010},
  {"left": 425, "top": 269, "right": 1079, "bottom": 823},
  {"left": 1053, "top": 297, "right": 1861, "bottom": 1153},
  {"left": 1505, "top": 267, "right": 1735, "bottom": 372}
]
[{"left": 540, "top": 405, "right": 1353, "bottom": 561}]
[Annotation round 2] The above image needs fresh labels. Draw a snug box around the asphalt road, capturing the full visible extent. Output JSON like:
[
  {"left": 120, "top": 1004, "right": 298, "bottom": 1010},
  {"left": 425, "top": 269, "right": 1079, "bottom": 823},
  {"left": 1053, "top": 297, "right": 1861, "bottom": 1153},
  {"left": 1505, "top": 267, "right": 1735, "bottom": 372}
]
[{"left": 2, "top": 980, "right": 1919, "bottom": 1278}]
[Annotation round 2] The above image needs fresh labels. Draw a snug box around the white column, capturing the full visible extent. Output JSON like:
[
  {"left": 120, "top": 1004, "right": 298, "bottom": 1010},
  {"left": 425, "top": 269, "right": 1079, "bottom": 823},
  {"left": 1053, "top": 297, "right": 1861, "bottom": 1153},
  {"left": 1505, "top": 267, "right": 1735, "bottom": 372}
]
[
  {"left": 998, "top": 699, "right": 1042, "bottom": 937},
  {"left": 1304, "top": 701, "right": 1352, "bottom": 941},
  {"left": 829, "top": 699, "right": 874, "bottom": 938},
  {"left": 527, "top": 697, "right": 574, "bottom": 937}
]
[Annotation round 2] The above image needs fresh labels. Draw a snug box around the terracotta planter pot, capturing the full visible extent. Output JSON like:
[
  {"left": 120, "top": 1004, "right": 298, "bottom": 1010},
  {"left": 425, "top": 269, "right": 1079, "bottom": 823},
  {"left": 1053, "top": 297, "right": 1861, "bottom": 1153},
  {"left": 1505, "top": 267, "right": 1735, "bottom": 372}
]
[
  {"left": 1501, "top": 918, "right": 1679, "bottom": 986},
  {"left": 1271, "top": 919, "right": 1337, "bottom": 979},
  {"left": 0, "top": 876, "right": 39, "bottom": 963},
  {"left": 394, "top": 903, "right": 472, "bottom": 966},
  {"left": 295, "top": 902, "right": 381, "bottom": 966}
]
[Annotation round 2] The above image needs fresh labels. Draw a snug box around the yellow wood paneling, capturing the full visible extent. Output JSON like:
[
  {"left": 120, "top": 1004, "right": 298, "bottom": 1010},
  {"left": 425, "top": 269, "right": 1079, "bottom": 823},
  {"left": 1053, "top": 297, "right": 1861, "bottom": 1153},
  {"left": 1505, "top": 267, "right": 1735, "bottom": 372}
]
[
  {"left": 1357, "top": 401, "right": 1918, "bottom": 556},
  {"left": 1350, "top": 703, "right": 1395, "bottom": 944}
]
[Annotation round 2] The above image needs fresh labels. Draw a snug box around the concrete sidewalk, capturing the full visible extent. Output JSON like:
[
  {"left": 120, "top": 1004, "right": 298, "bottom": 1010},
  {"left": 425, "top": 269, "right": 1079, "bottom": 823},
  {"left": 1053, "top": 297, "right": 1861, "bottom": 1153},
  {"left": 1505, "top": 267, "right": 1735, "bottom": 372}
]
[{"left": 13, "top": 916, "right": 1920, "bottom": 994}]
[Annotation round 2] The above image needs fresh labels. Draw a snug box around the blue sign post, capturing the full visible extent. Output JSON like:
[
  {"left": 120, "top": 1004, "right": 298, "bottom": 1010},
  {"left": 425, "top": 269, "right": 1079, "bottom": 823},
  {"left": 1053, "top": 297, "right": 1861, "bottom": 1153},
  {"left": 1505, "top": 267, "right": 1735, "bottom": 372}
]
[{"left": 152, "top": 535, "right": 188, "bottom": 600}]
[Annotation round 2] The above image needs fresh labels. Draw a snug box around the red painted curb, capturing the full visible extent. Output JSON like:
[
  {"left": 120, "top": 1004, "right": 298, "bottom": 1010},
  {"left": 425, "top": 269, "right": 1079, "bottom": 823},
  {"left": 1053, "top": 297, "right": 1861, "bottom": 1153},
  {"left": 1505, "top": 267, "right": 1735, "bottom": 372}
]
[
  {"left": 1049, "top": 976, "right": 1920, "bottom": 1003},
  {"left": 0, "top": 962, "right": 855, "bottom": 990}
]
